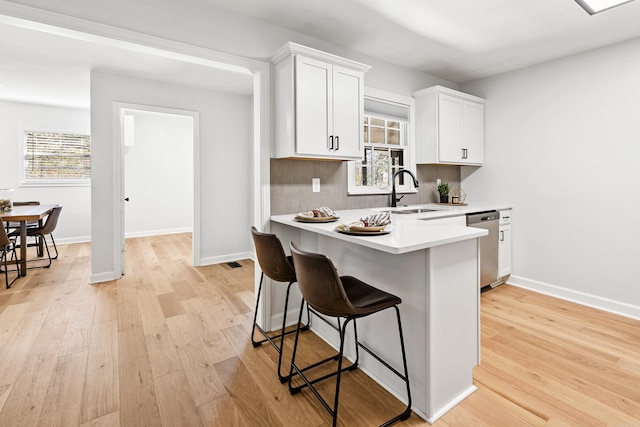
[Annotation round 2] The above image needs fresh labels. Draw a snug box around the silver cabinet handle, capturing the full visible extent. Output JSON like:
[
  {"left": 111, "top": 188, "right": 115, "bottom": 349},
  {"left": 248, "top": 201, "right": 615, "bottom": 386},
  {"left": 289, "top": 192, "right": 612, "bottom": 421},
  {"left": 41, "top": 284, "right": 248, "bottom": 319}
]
[{"left": 500, "top": 230, "right": 504, "bottom": 241}]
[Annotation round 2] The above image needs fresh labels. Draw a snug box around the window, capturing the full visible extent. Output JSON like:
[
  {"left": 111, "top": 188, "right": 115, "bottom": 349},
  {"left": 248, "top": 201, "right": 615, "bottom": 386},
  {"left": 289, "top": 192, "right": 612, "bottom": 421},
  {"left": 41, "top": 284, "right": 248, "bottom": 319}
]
[
  {"left": 23, "top": 130, "right": 91, "bottom": 186},
  {"left": 356, "top": 116, "right": 407, "bottom": 188},
  {"left": 348, "top": 89, "right": 416, "bottom": 195}
]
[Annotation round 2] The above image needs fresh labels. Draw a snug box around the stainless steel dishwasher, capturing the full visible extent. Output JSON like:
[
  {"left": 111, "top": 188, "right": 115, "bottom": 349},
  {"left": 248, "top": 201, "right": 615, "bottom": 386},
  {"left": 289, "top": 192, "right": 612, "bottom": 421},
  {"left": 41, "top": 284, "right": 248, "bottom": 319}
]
[{"left": 466, "top": 211, "right": 500, "bottom": 290}]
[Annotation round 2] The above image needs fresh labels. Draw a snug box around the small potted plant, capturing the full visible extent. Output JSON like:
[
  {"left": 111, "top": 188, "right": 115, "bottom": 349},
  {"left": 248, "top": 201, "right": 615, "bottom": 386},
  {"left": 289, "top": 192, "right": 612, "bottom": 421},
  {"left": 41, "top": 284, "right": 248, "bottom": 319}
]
[{"left": 436, "top": 182, "right": 450, "bottom": 204}]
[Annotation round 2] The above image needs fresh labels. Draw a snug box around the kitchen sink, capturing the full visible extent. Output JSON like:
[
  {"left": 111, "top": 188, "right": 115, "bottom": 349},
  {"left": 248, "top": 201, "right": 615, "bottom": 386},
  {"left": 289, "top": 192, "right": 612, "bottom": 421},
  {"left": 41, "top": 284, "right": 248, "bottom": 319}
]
[{"left": 393, "top": 208, "right": 439, "bottom": 214}]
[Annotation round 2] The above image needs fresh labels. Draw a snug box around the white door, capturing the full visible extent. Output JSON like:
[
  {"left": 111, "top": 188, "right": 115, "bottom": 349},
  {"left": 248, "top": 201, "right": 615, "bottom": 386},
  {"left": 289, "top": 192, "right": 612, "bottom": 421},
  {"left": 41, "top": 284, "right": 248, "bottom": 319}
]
[
  {"left": 332, "top": 66, "right": 363, "bottom": 159},
  {"left": 295, "top": 55, "right": 331, "bottom": 156},
  {"left": 463, "top": 100, "right": 484, "bottom": 165},
  {"left": 438, "top": 94, "right": 464, "bottom": 163}
]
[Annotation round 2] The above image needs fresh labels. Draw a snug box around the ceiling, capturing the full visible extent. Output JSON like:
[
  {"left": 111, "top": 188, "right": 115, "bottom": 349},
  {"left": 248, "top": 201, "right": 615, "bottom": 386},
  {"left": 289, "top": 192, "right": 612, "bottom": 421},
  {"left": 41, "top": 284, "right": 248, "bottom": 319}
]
[
  {"left": 202, "top": 0, "right": 640, "bottom": 82},
  {"left": 0, "top": 20, "right": 254, "bottom": 109},
  {"left": 2, "top": 0, "right": 640, "bottom": 108}
]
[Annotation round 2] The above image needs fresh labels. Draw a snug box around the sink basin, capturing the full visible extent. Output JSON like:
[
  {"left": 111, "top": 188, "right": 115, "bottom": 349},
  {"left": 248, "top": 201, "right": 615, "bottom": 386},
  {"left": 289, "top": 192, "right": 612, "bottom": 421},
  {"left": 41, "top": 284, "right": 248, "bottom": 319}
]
[{"left": 393, "top": 208, "right": 439, "bottom": 214}]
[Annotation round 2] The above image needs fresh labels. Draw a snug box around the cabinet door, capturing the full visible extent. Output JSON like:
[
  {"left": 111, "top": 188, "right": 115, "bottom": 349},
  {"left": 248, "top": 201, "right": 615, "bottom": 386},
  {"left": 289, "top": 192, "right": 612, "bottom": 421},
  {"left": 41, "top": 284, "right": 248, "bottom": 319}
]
[
  {"left": 463, "top": 101, "right": 484, "bottom": 164},
  {"left": 332, "top": 66, "right": 363, "bottom": 159},
  {"left": 295, "top": 55, "right": 331, "bottom": 156},
  {"left": 498, "top": 224, "right": 512, "bottom": 278},
  {"left": 437, "top": 94, "right": 464, "bottom": 163}
]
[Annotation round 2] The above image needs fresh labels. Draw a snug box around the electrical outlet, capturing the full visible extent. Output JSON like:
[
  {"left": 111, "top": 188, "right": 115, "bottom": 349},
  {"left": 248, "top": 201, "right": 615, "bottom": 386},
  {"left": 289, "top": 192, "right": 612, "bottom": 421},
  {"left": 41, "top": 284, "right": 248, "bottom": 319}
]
[
  {"left": 436, "top": 178, "right": 441, "bottom": 186},
  {"left": 312, "top": 178, "right": 320, "bottom": 192}
]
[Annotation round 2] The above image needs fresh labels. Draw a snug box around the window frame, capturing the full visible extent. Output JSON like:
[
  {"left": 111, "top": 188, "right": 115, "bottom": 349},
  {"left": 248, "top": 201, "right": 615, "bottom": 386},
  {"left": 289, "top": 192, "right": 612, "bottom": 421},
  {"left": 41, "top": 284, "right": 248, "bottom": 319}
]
[
  {"left": 19, "top": 127, "right": 92, "bottom": 188},
  {"left": 347, "top": 88, "right": 416, "bottom": 196}
]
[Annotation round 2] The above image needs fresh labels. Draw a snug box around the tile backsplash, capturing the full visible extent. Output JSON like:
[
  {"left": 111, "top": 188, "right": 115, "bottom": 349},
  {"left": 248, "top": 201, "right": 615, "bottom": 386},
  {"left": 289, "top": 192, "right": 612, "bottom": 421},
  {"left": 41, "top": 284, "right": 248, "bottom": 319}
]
[{"left": 270, "top": 159, "right": 460, "bottom": 215}]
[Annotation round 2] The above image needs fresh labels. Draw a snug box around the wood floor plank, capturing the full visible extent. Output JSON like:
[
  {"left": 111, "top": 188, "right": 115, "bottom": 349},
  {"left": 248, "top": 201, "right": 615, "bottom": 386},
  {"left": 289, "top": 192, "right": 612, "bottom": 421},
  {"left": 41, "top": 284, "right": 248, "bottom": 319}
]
[
  {"left": 166, "top": 313, "right": 228, "bottom": 406},
  {"left": 214, "top": 356, "right": 284, "bottom": 427},
  {"left": 117, "top": 326, "right": 162, "bottom": 427},
  {"left": 0, "top": 351, "right": 57, "bottom": 427},
  {"left": 154, "top": 370, "right": 203, "bottom": 427},
  {"left": 37, "top": 351, "right": 88, "bottom": 426},
  {"left": 80, "top": 320, "right": 119, "bottom": 423},
  {"left": 0, "top": 302, "right": 30, "bottom": 349},
  {"left": 156, "top": 291, "right": 185, "bottom": 318},
  {"left": 78, "top": 411, "right": 120, "bottom": 427},
  {"left": 136, "top": 287, "right": 168, "bottom": 335},
  {"left": 144, "top": 325, "right": 182, "bottom": 379},
  {"left": 0, "top": 309, "right": 47, "bottom": 388},
  {"left": 92, "top": 282, "right": 117, "bottom": 324}
]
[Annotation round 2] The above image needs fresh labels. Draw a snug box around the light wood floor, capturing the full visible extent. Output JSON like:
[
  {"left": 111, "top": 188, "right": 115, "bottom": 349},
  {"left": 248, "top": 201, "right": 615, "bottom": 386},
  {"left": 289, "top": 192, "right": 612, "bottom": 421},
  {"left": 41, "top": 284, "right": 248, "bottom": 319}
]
[{"left": 1, "top": 234, "right": 639, "bottom": 426}]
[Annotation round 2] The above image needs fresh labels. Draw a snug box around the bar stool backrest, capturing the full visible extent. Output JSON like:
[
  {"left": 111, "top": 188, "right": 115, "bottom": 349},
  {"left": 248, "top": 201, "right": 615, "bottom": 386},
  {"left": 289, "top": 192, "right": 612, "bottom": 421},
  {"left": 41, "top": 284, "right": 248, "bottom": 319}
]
[
  {"left": 251, "top": 226, "right": 296, "bottom": 283},
  {"left": 289, "top": 242, "right": 355, "bottom": 318}
]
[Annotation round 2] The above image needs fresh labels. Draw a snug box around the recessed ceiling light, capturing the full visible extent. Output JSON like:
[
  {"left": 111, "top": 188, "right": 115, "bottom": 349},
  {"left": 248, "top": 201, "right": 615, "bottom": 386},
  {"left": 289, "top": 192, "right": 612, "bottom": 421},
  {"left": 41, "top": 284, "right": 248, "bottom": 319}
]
[{"left": 575, "top": 0, "right": 635, "bottom": 14}]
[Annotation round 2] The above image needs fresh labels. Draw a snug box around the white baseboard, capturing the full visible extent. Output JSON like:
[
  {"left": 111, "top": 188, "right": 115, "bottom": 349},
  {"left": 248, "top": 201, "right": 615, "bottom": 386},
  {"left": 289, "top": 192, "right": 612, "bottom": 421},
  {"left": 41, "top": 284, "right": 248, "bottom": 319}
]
[
  {"left": 508, "top": 275, "right": 640, "bottom": 321},
  {"left": 89, "top": 271, "right": 120, "bottom": 284},
  {"left": 125, "top": 227, "right": 192, "bottom": 238},
  {"left": 199, "top": 251, "right": 254, "bottom": 267},
  {"left": 55, "top": 236, "right": 92, "bottom": 245},
  {"left": 51, "top": 229, "right": 191, "bottom": 245}
]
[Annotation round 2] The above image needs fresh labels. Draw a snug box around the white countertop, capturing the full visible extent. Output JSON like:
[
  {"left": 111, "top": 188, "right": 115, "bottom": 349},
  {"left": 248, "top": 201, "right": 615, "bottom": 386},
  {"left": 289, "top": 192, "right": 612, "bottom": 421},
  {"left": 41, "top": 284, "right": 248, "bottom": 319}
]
[{"left": 271, "top": 203, "right": 511, "bottom": 254}]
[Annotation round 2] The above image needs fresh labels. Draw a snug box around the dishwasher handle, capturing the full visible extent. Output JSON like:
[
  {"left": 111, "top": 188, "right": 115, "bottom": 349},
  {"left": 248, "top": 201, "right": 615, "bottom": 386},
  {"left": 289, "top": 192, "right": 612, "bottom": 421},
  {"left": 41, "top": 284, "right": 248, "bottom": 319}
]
[{"left": 466, "top": 211, "right": 500, "bottom": 225}]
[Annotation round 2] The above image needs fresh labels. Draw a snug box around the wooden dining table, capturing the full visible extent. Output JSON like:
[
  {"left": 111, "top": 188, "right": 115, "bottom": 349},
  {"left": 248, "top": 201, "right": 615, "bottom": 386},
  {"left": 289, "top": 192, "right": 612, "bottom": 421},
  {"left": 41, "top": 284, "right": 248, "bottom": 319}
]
[{"left": 0, "top": 204, "right": 57, "bottom": 277}]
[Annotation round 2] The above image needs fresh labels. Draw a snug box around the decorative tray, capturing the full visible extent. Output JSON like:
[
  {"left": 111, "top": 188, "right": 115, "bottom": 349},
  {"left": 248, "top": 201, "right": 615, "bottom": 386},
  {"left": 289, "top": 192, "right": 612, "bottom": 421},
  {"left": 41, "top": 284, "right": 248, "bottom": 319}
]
[
  {"left": 335, "top": 224, "right": 391, "bottom": 236},
  {"left": 294, "top": 215, "right": 339, "bottom": 223}
]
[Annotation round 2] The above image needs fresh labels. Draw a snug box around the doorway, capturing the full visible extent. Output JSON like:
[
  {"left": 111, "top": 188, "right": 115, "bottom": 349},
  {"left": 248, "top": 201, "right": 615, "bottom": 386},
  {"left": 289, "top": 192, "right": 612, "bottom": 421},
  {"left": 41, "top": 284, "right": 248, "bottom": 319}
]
[{"left": 117, "top": 104, "right": 200, "bottom": 274}]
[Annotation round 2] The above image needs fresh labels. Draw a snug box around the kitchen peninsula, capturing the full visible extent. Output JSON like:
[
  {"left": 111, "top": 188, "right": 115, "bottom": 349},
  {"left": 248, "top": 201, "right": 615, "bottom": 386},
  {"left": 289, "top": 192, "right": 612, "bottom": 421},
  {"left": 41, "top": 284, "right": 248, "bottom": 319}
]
[{"left": 271, "top": 204, "right": 502, "bottom": 423}]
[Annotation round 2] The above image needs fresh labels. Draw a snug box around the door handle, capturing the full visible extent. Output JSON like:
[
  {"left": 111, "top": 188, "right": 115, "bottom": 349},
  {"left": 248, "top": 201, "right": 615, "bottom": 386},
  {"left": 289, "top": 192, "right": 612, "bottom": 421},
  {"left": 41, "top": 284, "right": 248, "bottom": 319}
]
[
  {"left": 329, "top": 135, "right": 334, "bottom": 150},
  {"left": 500, "top": 230, "right": 504, "bottom": 241},
  {"left": 335, "top": 136, "right": 339, "bottom": 151},
  {"left": 124, "top": 197, "right": 130, "bottom": 202}
]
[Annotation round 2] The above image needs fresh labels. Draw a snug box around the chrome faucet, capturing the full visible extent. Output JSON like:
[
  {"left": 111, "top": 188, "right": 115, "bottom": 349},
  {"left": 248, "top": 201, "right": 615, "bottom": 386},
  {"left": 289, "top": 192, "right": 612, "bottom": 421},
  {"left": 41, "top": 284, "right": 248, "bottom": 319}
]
[{"left": 390, "top": 169, "right": 419, "bottom": 207}]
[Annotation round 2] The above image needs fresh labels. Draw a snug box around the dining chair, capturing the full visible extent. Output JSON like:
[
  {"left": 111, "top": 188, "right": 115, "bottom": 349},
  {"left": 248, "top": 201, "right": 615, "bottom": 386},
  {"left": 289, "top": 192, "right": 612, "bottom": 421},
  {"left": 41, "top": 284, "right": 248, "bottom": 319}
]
[
  {"left": 288, "top": 242, "right": 412, "bottom": 427},
  {"left": 9, "top": 205, "right": 62, "bottom": 268},
  {"left": 250, "top": 226, "right": 310, "bottom": 383},
  {"left": 1, "top": 224, "right": 20, "bottom": 289},
  {"left": 5, "top": 201, "right": 43, "bottom": 254}
]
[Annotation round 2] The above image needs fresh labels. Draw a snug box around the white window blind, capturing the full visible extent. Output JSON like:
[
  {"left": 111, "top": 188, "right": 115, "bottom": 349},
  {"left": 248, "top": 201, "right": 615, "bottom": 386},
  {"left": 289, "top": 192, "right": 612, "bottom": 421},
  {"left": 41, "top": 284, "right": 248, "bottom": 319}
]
[{"left": 24, "top": 130, "right": 91, "bottom": 180}]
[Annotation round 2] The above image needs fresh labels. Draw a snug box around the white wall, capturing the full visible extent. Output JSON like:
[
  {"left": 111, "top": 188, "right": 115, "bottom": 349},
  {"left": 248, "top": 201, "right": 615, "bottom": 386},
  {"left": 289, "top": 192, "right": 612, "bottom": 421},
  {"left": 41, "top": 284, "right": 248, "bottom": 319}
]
[
  {"left": 90, "top": 72, "right": 252, "bottom": 282},
  {"left": 461, "top": 37, "right": 640, "bottom": 319},
  {"left": 124, "top": 110, "right": 193, "bottom": 237},
  {"left": 0, "top": 100, "right": 91, "bottom": 243}
]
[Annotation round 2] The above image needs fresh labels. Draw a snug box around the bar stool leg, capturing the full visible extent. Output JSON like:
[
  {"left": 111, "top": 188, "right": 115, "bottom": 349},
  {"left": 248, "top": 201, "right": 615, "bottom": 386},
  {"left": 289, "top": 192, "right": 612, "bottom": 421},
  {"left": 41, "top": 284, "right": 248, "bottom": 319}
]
[
  {"left": 380, "top": 306, "right": 412, "bottom": 426},
  {"left": 251, "top": 273, "right": 311, "bottom": 383},
  {"left": 289, "top": 307, "right": 412, "bottom": 427}
]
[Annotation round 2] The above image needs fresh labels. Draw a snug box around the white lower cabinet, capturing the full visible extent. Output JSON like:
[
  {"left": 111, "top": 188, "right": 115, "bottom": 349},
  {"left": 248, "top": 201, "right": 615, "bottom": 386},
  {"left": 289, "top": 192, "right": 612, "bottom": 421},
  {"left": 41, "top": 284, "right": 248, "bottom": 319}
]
[{"left": 498, "top": 210, "right": 512, "bottom": 279}]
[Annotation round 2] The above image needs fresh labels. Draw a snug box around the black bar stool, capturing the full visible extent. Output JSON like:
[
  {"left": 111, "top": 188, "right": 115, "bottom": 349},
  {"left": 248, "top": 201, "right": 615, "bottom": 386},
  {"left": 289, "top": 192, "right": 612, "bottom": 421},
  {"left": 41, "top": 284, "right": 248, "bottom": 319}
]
[
  {"left": 288, "top": 242, "right": 412, "bottom": 427},
  {"left": 250, "top": 226, "right": 310, "bottom": 383}
]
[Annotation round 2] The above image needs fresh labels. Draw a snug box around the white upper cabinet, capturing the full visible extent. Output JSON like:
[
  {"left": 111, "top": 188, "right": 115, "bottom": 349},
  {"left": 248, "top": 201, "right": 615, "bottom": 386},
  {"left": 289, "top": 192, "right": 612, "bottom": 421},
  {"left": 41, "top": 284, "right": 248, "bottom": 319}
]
[
  {"left": 413, "top": 86, "right": 485, "bottom": 166},
  {"left": 271, "top": 43, "right": 370, "bottom": 160}
]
